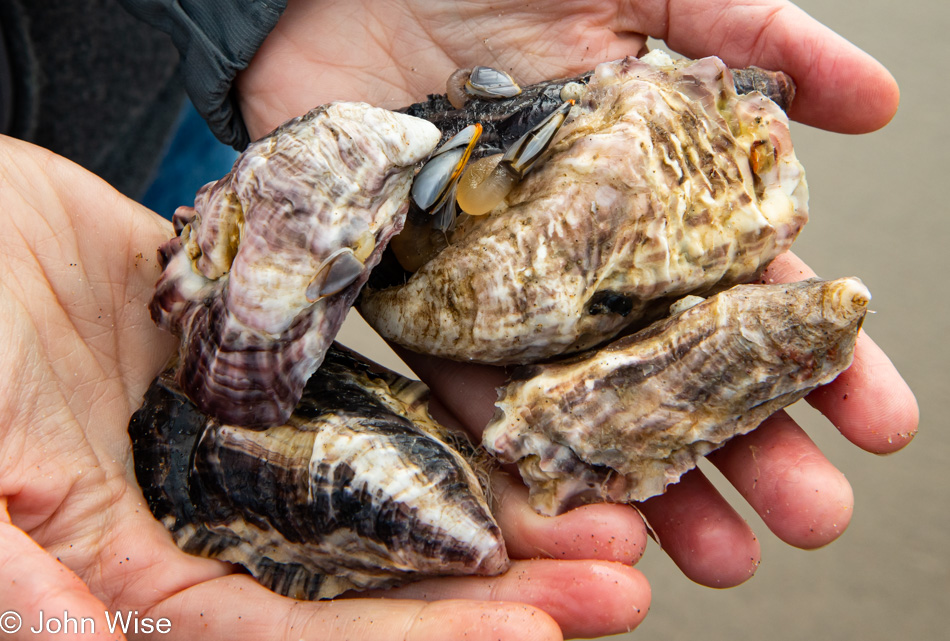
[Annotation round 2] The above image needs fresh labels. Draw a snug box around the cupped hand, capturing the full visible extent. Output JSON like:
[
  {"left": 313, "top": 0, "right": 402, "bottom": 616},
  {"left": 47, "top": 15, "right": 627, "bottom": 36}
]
[
  {"left": 237, "top": 0, "right": 916, "bottom": 591},
  {"left": 237, "top": 0, "right": 899, "bottom": 138},
  {"left": 0, "top": 136, "right": 648, "bottom": 641},
  {"left": 398, "top": 249, "right": 919, "bottom": 588}
]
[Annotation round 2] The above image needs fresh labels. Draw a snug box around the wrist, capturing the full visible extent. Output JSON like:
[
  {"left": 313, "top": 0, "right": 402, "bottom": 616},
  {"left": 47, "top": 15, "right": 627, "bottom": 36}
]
[
  {"left": 236, "top": 0, "right": 325, "bottom": 141},
  {"left": 121, "top": 0, "right": 289, "bottom": 149}
]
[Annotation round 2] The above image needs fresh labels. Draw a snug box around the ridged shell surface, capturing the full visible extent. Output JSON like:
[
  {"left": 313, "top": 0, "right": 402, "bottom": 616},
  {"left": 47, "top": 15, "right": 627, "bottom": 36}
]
[
  {"left": 149, "top": 103, "right": 440, "bottom": 428},
  {"left": 482, "top": 278, "right": 869, "bottom": 516},
  {"left": 129, "top": 346, "right": 508, "bottom": 599},
  {"left": 360, "top": 54, "right": 808, "bottom": 364}
]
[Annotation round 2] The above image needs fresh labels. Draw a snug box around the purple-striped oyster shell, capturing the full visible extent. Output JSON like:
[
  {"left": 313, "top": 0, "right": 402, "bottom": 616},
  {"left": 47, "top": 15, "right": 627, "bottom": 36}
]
[
  {"left": 150, "top": 102, "right": 440, "bottom": 428},
  {"left": 360, "top": 53, "right": 809, "bottom": 364}
]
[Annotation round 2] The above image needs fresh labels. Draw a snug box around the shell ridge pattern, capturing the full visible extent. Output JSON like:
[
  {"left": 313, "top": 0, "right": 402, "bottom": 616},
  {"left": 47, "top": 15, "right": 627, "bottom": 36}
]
[
  {"left": 361, "top": 55, "right": 808, "bottom": 364},
  {"left": 131, "top": 346, "right": 508, "bottom": 600},
  {"left": 150, "top": 102, "right": 441, "bottom": 428},
  {"left": 483, "top": 278, "right": 869, "bottom": 515}
]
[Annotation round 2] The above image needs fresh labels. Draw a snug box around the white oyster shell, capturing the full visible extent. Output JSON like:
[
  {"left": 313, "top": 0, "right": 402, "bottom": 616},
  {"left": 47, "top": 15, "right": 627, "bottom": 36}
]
[
  {"left": 482, "top": 278, "right": 870, "bottom": 516},
  {"left": 360, "top": 55, "right": 809, "bottom": 364}
]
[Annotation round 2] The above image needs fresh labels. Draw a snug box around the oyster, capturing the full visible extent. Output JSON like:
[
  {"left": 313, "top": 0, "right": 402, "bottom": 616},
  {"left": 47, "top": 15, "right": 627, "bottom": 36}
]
[
  {"left": 150, "top": 102, "right": 441, "bottom": 428},
  {"left": 360, "top": 53, "right": 808, "bottom": 364},
  {"left": 129, "top": 346, "right": 508, "bottom": 599},
  {"left": 482, "top": 278, "right": 870, "bottom": 516}
]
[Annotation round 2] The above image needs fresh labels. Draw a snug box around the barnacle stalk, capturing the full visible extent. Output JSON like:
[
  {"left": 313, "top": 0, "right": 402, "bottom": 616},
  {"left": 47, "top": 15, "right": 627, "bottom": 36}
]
[{"left": 456, "top": 101, "right": 574, "bottom": 216}]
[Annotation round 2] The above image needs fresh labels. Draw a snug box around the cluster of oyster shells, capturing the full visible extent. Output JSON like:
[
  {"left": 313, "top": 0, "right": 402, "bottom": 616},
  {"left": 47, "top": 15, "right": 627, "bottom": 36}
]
[{"left": 130, "top": 52, "right": 868, "bottom": 599}]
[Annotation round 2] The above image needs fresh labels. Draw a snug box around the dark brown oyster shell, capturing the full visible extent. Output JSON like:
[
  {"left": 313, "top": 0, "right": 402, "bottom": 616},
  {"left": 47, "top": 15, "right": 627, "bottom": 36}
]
[{"left": 129, "top": 346, "right": 508, "bottom": 599}]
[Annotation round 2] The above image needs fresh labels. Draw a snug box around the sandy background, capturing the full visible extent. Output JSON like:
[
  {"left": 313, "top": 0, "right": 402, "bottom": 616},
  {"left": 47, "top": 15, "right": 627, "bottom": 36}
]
[{"left": 337, "top": 0, "right": 949, "bottom": 638}]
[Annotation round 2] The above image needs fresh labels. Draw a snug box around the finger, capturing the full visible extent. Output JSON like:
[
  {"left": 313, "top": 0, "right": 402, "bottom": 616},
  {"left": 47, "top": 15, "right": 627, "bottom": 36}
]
[
  {"left": 148, "top": 575, "right": 564, "bottom": 641},
  {"left": 620, "top": 0, "right": 899, "bottom": 132},
  {"left": 706, "top": 410, "right": 854, "bottom": 549},
  {"left": 491, "top": 471, "right": 647, "bottom": 564},
  {"left": 636, "top": 470, "right": 761, "bottom": 588},
  {"left": 377, "top": 559, "right": 651, "bottom": 639},
  {"left": 397, "top": 347, "right": 506, "bottom": 439},
  {"left": 806, "top": 332, "right": 919, "bottom": 453},
  {"left": 418, "top": 362, "right": 650, "bottom": 565},
  {"left": 0, "top": 499, "right": 122, "bottom": 640},
  {"left": 761, "top": 252, "right": 919, "bottom": 453}
]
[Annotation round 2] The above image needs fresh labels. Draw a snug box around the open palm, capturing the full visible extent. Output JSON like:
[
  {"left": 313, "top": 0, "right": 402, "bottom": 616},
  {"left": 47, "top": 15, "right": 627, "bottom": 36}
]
[{"left": 0, "top": 137, "right": 648, "bottom": 640}]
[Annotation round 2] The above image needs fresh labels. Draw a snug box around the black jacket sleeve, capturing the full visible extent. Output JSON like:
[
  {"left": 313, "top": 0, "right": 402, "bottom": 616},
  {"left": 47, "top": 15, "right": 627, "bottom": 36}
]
[{"left": 120, "top": 0, "right": 288, "bottom": 149}]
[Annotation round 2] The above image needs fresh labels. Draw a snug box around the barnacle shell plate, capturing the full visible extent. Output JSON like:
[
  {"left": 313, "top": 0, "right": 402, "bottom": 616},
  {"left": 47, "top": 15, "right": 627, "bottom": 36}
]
[{"left": 360, "top": 54, "right": 809, "bottom": 364}]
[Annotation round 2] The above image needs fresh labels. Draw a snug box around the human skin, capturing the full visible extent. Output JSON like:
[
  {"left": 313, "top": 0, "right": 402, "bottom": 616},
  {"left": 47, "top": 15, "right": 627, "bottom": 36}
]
[{"left": 237, "top": 0, "right": 899, "bottom": 135}]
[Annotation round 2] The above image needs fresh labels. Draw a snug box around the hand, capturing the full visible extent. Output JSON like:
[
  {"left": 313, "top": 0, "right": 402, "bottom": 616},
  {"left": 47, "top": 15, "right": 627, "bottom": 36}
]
[
  {"left": 0, "top": 136, "right": 647, "bottom": 640},
  {"left": 237, "top": 0, "right": 916, "bottom": 590},
  {"left": 237, "top": 0, "right": 899, "bottom": 138},
  {"left": 398, "top": 249, "right": 919, "bottom": 588}
]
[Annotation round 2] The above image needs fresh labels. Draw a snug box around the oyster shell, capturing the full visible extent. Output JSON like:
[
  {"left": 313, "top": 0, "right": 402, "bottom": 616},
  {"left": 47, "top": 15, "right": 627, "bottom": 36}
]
[
  {"left": 482, "top": 278, "right": 869, "bottom": 516},
  {"left": 360, "top": 53, "right": 809, "bottom": 364},
  {"left": 129, "top": 345, "right": 508, "bottom": 599},
  {"left": 150, "top": 102, "right": 441, "bottom": 428}
]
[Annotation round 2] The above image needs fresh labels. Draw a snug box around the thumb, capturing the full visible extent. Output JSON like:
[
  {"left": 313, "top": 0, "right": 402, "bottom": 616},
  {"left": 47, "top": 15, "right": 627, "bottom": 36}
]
[{"left": 0, "top": 499, "right": 123, "bottom": 640}]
